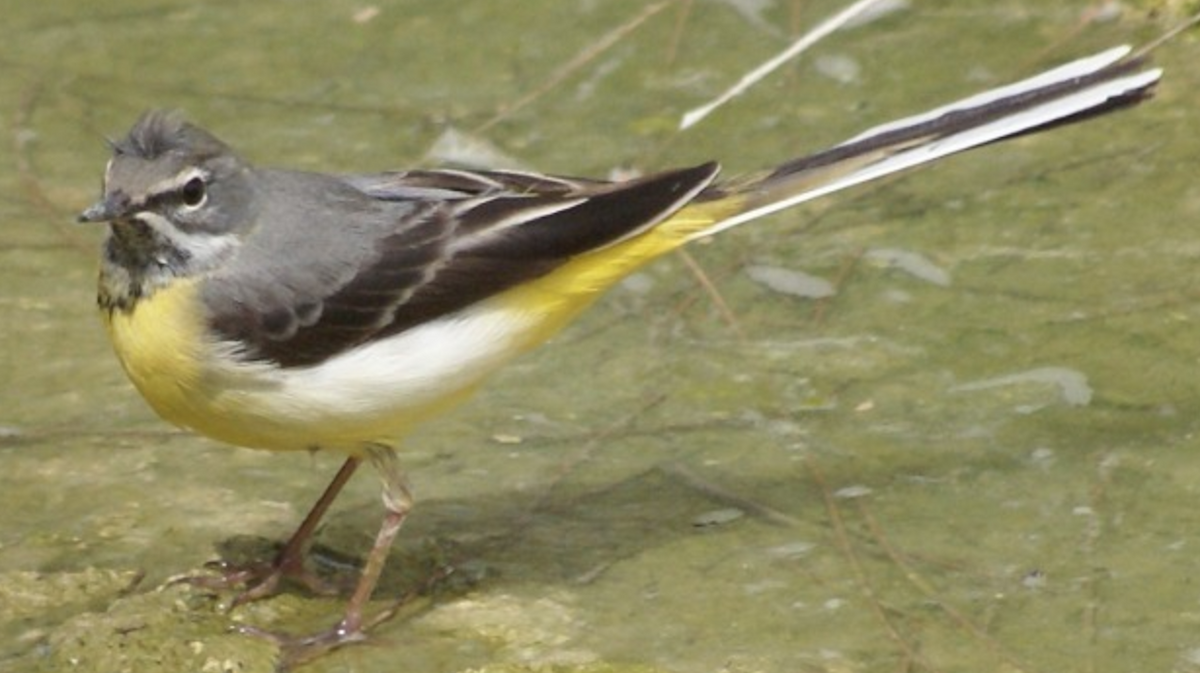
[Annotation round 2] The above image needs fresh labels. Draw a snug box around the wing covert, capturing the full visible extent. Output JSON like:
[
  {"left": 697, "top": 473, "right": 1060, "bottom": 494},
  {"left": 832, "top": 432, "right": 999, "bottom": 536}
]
[{"left": 202, "top": 162, "right": 719, "bottom": 368}]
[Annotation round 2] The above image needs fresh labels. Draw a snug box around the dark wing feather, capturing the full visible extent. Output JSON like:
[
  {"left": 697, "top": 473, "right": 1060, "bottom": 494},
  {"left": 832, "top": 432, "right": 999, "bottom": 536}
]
[{"left": 204, "top": 162, "right": 719, "bottom": 368}]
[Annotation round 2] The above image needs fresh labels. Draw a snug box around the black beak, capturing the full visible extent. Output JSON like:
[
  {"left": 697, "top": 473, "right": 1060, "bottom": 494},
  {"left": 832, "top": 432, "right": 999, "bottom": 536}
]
[{"left": 77, "top": 193, "right": 129, "bottom": 223}]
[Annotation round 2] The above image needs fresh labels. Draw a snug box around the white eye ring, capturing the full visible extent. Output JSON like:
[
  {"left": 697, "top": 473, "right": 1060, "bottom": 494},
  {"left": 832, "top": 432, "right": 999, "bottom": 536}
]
[{"left": 180, "top": 176, "right": 207, "bottom": 210}]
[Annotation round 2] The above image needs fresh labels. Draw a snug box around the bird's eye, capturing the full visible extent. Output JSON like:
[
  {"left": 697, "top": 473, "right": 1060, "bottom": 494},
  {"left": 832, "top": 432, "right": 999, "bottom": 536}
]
[{"left": 181, "top": 176, "right": 206, "bottom": 208}]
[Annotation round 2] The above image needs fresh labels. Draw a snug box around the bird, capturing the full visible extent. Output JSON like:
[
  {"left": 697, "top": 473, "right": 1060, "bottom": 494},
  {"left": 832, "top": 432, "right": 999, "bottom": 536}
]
[{"left": 77, "top": 45, "right": 1159, "bottom": 661}]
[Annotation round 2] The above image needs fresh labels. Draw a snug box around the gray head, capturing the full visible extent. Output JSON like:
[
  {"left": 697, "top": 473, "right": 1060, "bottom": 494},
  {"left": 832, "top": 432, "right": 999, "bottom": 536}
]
[{"left": 81, "top": 111, "right": 259, "bottom": 294}]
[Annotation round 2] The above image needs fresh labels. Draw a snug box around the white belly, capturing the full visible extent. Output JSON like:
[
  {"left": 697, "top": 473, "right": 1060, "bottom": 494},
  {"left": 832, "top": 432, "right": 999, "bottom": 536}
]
[{"left": 196, "top": 302, "right": 539, "bottom": 453}]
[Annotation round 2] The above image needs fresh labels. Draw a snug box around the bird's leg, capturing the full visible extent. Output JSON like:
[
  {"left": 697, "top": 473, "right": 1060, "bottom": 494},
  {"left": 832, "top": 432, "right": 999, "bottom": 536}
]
[
  {"left": 182, "top": 456, "right": 362, "bottom": 604},
  {"left": 240, "top": 445, "right": 415, "bottom": 664},
  {"left": 335, "top": 445, "right": 413, "bottom": 635}
]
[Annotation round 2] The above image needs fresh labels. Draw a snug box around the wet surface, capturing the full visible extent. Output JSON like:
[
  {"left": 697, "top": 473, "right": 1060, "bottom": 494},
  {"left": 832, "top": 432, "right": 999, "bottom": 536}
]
[{"left": 3, "top": 1, "right": 1200, "bottom": 672}]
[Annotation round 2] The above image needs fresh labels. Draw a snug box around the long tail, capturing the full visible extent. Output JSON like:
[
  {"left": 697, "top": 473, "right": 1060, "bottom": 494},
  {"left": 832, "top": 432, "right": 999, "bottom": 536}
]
[{"left": 685, "top": 45, "right": 1161, "bottom": 240}]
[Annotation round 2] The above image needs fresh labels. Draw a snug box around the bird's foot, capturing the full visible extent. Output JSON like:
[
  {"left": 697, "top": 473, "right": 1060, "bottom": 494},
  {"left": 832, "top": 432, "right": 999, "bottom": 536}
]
[
  {"left": 169, "top": 552, "right": 344, "bottom": 608},
  {"left": 236, "top": 618, "right": 369, "bottom": 670},
  {"left": 233, "top": 569, "right": 448, "bottom": 670}
]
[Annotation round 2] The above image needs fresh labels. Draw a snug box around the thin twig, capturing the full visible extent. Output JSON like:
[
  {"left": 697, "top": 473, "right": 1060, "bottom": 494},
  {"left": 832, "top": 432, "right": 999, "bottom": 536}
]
[
  {"left": 474, "top": 2, "right": 672, "bottom": 134},
  {"left": 660, "top": 461, "right": 801, "bottom": 527},
  {"left": 855, "top": 499, "right": 1040, "bottom": 673},
  {"left": 12, "top": 80, "right": 91, "bottom": 255},
  {"left": 805, "top": 455, "right": 932, "bottom": 670},
  {"left": 516, "top": 393, "right": 671, "bottom": 528},
  {"left": 1132, "top": 9, "right": 1200, "bottom": 59},
  {"left": 665, "top": 0, "right": 694, "bottom": 66},
  {"left": 810, "top": 247, "right": 864, "bottom": 327},
  {"left": 677, "top": 248, "right": 744, "bottom": 336},
  {"left": 679, "top": 0, "right": 890, "bottom": 130}
]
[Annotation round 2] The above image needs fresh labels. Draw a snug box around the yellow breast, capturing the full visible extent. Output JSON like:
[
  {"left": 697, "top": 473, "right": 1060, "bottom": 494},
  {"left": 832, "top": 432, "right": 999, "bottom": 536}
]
[
  {"left": 100, "top": 278, "right": 308, "bottom": 452},
  {"left": 101, "top": 278, "right": 210, "bottom": 432},
  {"left": 100, "top": 275, "right": 441, "bottom": 454}
]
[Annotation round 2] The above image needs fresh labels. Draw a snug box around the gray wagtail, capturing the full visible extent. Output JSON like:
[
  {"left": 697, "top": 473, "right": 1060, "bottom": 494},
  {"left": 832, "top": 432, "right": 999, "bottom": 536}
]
[{"left": 79, "top": 46, "right": 1159, "bottom": 659}]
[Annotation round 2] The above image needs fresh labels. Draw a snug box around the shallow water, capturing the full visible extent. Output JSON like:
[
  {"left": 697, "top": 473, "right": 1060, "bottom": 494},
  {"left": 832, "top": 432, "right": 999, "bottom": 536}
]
[{"left": 3, "top": 1, "right": 1200, "bottom": 672}]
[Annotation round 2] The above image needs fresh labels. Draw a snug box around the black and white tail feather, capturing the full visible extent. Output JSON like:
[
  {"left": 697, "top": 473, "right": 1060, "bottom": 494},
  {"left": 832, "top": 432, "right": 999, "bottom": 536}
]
[
  {"left": 697, "top": 45, "right": 1160, "bottom": 238},
  {"left": 345, "top": 45, "right": 1157, "bottom": 251}
]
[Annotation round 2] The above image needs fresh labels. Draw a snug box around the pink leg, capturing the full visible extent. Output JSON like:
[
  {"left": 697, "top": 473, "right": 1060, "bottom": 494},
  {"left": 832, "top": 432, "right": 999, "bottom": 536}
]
[
  {"left": 238, "top": 445, "right": 416, "bottom": 665},
  {"left": 183, "top": 456, "right": 362, "bottom": 603}
]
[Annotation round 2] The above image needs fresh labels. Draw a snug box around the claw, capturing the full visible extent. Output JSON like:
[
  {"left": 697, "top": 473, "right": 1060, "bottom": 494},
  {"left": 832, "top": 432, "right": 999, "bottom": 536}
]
[
  {"left": 169, "top": 450, "right": 427, "bottom": 667},
  {"left": 234, "top": 619, "right": 368, "bottom": 670},
  {"left": 167, "top": 550, "right": 344, "bottom": 608}
]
